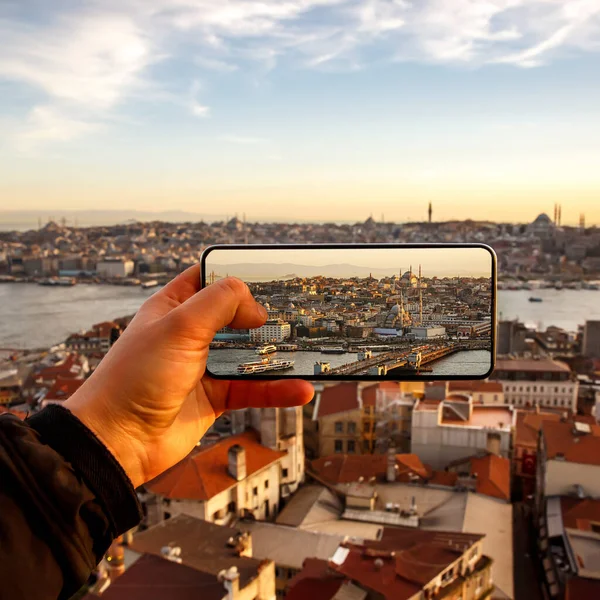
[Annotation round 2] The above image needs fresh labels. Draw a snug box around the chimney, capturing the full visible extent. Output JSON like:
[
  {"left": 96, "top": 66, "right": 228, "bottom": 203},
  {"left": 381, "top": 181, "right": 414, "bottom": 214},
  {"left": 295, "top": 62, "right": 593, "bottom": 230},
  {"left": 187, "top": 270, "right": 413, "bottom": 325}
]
[
  {"left": 409, "top": 496, "right": 417, "bottom": 515},
  {"left": 386, "top": 447, "right": 397, "bottom": 483},
  {"left": 228, "top": 445, "right": 246, "bottom": 481},
  {"left": 218, "top": 566, "right": 240, "bottom": 599}
]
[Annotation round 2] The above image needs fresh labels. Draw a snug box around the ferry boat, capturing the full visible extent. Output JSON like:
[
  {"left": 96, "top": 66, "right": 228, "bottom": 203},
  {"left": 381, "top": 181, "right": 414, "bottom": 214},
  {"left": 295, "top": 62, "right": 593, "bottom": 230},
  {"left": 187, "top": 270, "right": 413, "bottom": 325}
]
[
  {"left": 528, "top": 297, "right": 543, "bottom": 303},
  {"left": 277, "top": 343, "right": 299, "bottom": 352},
  {"left": 38, "top": 277, "right": 76, "bottom": 287},
  {"left": 320, "top": 346, "right": 346, "bottom": 354},
  {"left": 255, "top": 344, "right": 277, "bottom": 355},
  {"left": 237, "top": 358, "right": 294, "bottom": 375},
  {"left": 141, "top": 280, "right": 159, "bottom": 289}
]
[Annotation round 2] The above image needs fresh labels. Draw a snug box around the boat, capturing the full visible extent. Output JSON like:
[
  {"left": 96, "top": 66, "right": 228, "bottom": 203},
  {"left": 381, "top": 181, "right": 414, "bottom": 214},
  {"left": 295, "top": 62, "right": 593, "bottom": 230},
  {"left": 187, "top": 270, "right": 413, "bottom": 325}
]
[
  {"left": 320, "top": 346, "right": 346, "bottom": 354},
  {"left": 38, "top": 277, "right": 76, "bottom": 287},
  {"left": 237, "top": 358, "right": 295, "bottom": 375},
  {"left": 141, "top": 280, "right": 159, "bottom": 289},
  {"left": 277, "top": 343, "right": 299, "bottom": 352},
  {"left": 256, "top": 344, "right": 277, "bottom": 355},
  {"left": 528, "top": 297, "right": 543, "bottom": 303}
]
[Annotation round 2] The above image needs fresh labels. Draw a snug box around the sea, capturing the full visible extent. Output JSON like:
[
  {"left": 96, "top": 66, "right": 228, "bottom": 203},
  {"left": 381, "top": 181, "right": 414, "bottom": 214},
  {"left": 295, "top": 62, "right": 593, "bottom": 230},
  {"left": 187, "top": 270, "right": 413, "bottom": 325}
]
[{"left": 1, "top": 284, "right": 599, "bottom": 352}]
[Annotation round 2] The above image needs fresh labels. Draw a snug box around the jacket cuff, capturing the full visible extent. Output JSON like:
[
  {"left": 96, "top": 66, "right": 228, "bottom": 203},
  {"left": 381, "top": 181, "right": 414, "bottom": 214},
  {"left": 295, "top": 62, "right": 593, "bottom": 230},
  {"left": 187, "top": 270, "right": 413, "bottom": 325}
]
[{"left": 27, "top": 404, "right": 143, "bottom": 536}]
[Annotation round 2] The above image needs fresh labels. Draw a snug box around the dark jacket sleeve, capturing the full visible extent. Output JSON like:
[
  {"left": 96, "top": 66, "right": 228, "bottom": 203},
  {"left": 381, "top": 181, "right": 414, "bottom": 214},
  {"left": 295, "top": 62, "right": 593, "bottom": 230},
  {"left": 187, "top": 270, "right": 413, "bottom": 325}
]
[{"left": 0, "top": 405, "right": 143, "bottom": 600}]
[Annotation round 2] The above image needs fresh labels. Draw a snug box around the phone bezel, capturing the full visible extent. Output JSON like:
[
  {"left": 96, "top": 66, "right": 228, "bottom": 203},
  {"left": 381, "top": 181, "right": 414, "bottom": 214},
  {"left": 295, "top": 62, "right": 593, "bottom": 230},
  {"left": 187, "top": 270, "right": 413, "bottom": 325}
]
[{"left": 200, "top": 243, "right": 497, "bottom": 381}]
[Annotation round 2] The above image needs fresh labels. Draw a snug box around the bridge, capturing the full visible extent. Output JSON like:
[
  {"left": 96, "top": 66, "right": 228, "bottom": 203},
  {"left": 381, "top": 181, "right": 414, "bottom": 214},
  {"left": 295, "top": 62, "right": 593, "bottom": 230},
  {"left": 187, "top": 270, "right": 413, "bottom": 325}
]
[{"left": 323, "top": 339, "right": 490, "bottom": 377}]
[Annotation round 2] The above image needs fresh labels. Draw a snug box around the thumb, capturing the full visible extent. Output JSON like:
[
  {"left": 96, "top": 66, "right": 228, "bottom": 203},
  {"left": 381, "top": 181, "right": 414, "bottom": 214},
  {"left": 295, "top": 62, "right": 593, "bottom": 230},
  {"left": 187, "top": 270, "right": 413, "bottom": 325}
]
[{"left": 166, "top": 276, "right": 267, "bottom": 335}]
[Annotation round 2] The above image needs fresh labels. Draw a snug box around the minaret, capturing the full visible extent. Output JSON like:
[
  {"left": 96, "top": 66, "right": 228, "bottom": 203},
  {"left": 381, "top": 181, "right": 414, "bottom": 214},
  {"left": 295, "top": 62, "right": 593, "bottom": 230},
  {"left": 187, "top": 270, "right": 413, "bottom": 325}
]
[
  {"left": 558, "top": 205, "right": 562, "bottom": 227},
  {"left": 418, "top": 264, "right": 423, "bottom": 326},
  {"left": 428, "top": 202, "right": 432, "bottom": 224},
  {"left": 580, "top": 213, "right": 585, "bottom": 232},
  {"left": 554, "top": 204, "right": 558, "bottom": 226}
]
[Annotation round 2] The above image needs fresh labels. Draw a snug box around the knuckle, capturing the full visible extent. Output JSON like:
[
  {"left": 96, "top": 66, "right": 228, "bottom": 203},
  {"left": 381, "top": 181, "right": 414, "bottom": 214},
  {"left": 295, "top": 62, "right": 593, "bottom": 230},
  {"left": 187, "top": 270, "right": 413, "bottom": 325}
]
[{"left": 218, "top": 276, "right": 248, "bottom": 298}]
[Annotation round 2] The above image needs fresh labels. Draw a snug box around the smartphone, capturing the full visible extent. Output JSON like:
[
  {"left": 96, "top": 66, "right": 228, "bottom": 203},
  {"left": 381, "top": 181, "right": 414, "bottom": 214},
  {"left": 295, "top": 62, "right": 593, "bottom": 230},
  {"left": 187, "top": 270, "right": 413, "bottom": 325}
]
[{"left": 201, "top": 244, "right": 496, "bottom": 381}]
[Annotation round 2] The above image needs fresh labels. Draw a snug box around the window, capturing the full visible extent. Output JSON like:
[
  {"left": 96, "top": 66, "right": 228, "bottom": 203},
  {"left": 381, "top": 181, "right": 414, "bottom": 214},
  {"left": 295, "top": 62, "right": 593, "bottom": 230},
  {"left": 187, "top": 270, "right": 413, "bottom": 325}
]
[
  {"left": 334, "top": 421, "right": 343, "bottom": 433},
  {"left": 264, "top": 480, "right": 269, "bottom": 489},
  {"left": 227, "top": 501, "right": 236, "bottom": 513},
  {"left": 363, "top": 440, "right": 370, "bottom": 451},
  {"left": 253, "top": 486, "right": 258, "bottom": 496},
  {"left": 348, "top": 421, "right": 356, "bottom": 434},
  {"left": 213, "top": 509, "right": 224, "bottom": 521},
  {"left": 282, "top": 468, "right": 288, "bottom": 478},
  {"left": 348, "top": 440, "right": 356, "bottom": 453},
  {"left": 364, "top": 421, "right": 371, "bottom": 433},
  {"left": 334, "top": 440, "right": 343, "bottom": 453},
  {"left": 493, "top": 394, "right": 498, "bottom": 402},
  {"left": 533, "top": 386, "right": 537, "bottom": 392}
]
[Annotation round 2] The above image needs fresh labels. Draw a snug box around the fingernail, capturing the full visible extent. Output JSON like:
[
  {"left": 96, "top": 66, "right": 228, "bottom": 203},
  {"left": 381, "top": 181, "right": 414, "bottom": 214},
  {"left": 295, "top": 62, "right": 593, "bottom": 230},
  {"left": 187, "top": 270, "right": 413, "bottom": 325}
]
[{"left": 258, "top": 304, "right": 268, "bottom": 320}]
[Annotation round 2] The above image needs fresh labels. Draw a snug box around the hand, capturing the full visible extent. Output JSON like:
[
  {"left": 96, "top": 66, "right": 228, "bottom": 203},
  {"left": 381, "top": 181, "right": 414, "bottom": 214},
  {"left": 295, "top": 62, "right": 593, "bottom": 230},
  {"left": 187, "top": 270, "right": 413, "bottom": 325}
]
[{"left": 64, "top": 266, "right": 314, "bottom": 488}]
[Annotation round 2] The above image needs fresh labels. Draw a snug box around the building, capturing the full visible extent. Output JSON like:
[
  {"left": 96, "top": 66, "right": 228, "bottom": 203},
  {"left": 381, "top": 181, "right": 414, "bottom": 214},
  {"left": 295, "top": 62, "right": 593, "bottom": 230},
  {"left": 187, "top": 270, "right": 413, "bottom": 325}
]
[
  {"left": 40, "top": 376, "right": 84, "bottom": 407},
  {"left": 100, "top": 551, "right": 274, "bottom": 600},
  {"left": 535, "top": 420, "right": 600, "bottom": 513},
  {"left": 583, "top": 320, "right": 600, "bottom": 358},
  {"left": 277, "top": 482, "right": 514, "bottom": 598},
  {"left": 144, "top": 406, "right": 304, "bottom": 526},
  {"left": 497, "top": 320, "right": 528, "bottom": 356},
  {"left": 411, "top": 394, "right": 514, "bottom": 469},
  {"left": 65, "top": 321, "right": 121, "bottom": 355},
  {"left": 448, "top": 381, "right": 504, "bottom": 405},
  {"left": 249, "top": 320, "right": 291, "bottom": 343},
  {"left": 491, "top": 358, "right": 578, "bottom": 412},
  {"left": 237, "top": 521, "right": 344, "bottom": 597},
  {"left": 96, "top": 258, "right": 134, "bottom": 278},
  {"left": 126, "top": 514, "right": 276, "bottom": 600},
  {"left": 513, "top": 409, "right": 562, "bottom": 498},
  {"left": 309, "top": 382, "right": 363, "bottom": 456},
  {"left": 536, "top": 496, "right": 600, "bottom": 599},
  {"left": 410, "top": 325, "right": 446, "bottom": 339},
  {"left": 287, "top": 528, "right": 493, "bottom": 600}
]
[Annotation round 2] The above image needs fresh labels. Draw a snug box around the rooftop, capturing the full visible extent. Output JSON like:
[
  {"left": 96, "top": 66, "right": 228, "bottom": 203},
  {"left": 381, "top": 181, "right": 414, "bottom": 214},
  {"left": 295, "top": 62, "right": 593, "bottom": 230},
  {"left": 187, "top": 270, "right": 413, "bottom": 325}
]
[
  {"left": 469, "top": 455, "right": 511, "bottom": 502},
  {"left": 130, "top": 514, "right": 264, "bottom": 588},
  {"left": 310, "top": 453, "right": 430, "bottom": 485},
  {"left": 237, "top": 521, "right": 345, "bottom": 570},
  {"left": 442, "top": 406, "right": 513, "bottom": 430},
  {"left": 560, "top": 497, "right": 600, "bottom": 532},
  {"left": 542, "top": 420, "right": 600, "bottom": 466},
  {"left": 147, "top": 430, "right": 285, "bottom": 501},
  {"left": 43, "top": 376, "right": 84, "bottom": 401},
  {"left": 448, "top": 381, "right": 504, "bottom": 393},
  {"left": 493, "top": 358, "right": 571, "bottom": 374},
  {"left": 515, "top": 410, "right": 562, "bottom": 448},
  {"left": 100, "top": 553, "right": 227, "bottom": 600},
  {"left": 315, "top": 382, "right": 360, "bottom": 418}
]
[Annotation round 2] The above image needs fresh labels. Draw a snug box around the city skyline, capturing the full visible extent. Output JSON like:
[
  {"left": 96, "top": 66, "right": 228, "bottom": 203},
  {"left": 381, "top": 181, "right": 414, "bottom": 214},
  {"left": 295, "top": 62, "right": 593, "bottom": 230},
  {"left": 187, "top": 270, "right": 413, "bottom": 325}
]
[{"left": 1, "top": 1, "right": 600, "bottom": 223}]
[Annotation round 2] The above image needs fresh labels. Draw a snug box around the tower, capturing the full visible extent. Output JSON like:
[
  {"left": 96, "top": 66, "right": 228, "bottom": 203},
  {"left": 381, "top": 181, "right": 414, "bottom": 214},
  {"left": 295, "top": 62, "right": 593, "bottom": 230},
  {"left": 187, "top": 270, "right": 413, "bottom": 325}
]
[
  {"left": 558, "top": 205, "right": 562, "bottom": 227},
  {"left": 580, "top": 213, "right": 585, "bottom": 232},
  {"left": 428, "top": 202, "right": 432, "bottom": 224},
  {"left": 554, "top": 203, "right": 558, "bottom": 226},
  {"left": 418, "top": 264, "right": 423, "bottom": 326}
]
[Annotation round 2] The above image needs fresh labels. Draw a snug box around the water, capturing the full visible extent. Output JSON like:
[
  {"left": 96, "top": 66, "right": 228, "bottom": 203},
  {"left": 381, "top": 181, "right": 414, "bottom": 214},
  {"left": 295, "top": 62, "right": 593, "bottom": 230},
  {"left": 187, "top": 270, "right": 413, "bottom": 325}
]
[
  {"left": 497, "top": 289, "right": 600, "bottom": 331},
  {"left": 0, "top": 283, "right": 158, "bottom": 348},
  {"left": 0, "top": 284, "right": 598, "bottom": 350},
  {"left": 207, "top": 348, "right": 493, "bottom": 378}
]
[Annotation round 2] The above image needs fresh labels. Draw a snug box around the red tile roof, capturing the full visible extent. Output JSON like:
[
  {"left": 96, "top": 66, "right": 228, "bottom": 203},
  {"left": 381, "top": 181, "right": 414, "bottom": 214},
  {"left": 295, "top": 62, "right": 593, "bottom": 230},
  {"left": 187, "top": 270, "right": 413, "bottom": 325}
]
[
  {"left": 427, "top": 470, "right": 459, "bottom": 488},
  {"left": 565, "top": 576, "right": 600, "bottom": 599},
  {"left": 35, "top": 353, "right": 83, "bottom": 381},
  {"left": 542, "top": 420, "right": 600, "bottom": 466},
  {"left": 361, "top": 382, "right": 400, "bottom": 407},
  {"left": 560, "top": 497, "right": 600, "bottom": 532},
  {"left": 448, "top": 381, "right": 503, "bottom": 393},
  {"left": 147, "top": 430, "right": 285, "bottom": 500},
  {"left": 310, "top": 453, "right": 429, "bottom": 485},
  {"left": 316, "top": 383, "right": 359, "bottom": 418},
  {"left": 514, "top": 410, "right": 561, "bottom": 449},
  {"left": 469, "top": 455, "right": 511, "bottom": 502},
  {"left": 493, "top": 358, "right": 571, "bottom": 374},
  {"left": 44, "top": 377, "right": 84, "bottom": 401},
  {"left": 286, "top": 558, "right": 345, "bottom": 600},
  {"left": 101, "top": 554, "right": 226, "bottom": 600}
]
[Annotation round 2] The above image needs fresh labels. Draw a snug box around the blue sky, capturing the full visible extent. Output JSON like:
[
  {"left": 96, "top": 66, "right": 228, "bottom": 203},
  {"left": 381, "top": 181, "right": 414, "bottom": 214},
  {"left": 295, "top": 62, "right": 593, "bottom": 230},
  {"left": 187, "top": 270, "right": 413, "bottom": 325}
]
[{"left": 1, "top": 0, "right": 600, "bottom": 224}]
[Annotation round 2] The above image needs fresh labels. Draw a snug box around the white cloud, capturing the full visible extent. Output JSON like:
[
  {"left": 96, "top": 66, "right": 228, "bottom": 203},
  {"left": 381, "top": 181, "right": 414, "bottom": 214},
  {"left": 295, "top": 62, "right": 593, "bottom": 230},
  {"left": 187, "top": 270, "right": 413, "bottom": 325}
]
[
  {"left": 2, "top": 0, "right": 600, "bottom": 148},
  {"left": 218, "top": 135, "right": 271, "bottom": 145}
]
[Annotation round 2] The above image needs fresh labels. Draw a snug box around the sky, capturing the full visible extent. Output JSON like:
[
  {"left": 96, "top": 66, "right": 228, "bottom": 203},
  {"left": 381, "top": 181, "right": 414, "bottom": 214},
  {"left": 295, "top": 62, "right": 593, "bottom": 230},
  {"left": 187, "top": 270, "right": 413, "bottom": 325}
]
[
  {"left": 205, "top": 246, "right": 493, "bottom": 277},
  {"left": 1, "top": 0, "right": 600, "bottom": 225}
]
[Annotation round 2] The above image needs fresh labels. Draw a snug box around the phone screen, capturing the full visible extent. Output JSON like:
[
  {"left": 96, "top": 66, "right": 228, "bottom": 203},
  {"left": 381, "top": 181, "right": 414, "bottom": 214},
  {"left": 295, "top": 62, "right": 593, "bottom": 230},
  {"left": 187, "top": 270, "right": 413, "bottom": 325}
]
[{"left": 202, "top": 244, "right": 496, "bottom": 380}]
